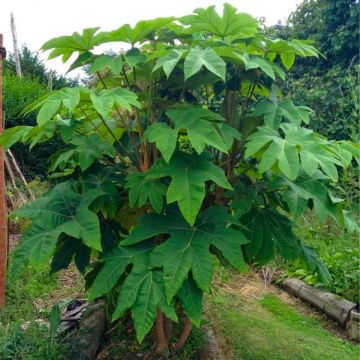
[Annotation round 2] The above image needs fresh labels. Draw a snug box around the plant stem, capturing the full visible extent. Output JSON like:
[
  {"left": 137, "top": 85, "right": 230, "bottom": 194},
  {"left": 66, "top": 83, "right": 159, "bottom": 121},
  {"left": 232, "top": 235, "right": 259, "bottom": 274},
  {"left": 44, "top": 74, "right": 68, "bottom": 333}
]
[
  {"left": 155, "top": 309, "right": 168, "bottom": 354},
  {"left": 96, "top": 71, "right": 107, "bottom": 89},
  {"left": 163, "top": 316, "right": 173, "bottom": 343},
  {"left": 173, "top": 317, "right": 192, "bottom": 351}
]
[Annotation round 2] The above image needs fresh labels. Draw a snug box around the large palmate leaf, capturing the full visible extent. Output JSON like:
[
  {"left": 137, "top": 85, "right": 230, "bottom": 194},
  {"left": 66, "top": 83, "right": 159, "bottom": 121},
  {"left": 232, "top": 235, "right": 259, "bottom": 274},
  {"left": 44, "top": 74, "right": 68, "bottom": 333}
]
[
  {"left": 105, "top": 18, "right": 174, "bottom": 45},
  {"left": 178, "top": 277, "right": 203, "bottom": 327},
  {"left": 184, "top": 47, "right": 226, "bottom": 81},
  {"left": 240, "top": 208, "right": 301, "bottom": 264},
  {"left": 42, "top": 28, "right": 107, "bottom": 62},
  {"left": 52, "top": 133, "right": 116, "bottom": 172},
  {"left": 89, "top": 54, "right": 123, "bottom": 75},
  {"left": 245, "top": 124, "right": 344, "bottom": 181},
  {"left": 126, "top": 170, "right": 167, "bottom": 213},
  {"left": 253, "top": 99, "right": 311, "bottom": 128},
  {"left": 88, "top": 242, "right": 155, "bottom": 300},
  {"left": 236, "top": 54, "right": 276, "bottom": 80},
  {"left": 181, "top": 4, "right": 258, "bottom": 38},
  {"left": 272, "top": 172, "right": 339, "bottom": 222},
  {"left": 90, "top": 88, "right": 140, "bottom": 115},
  {"left": 163, "top": 152, "right": 232, "bottom": 225},
  {"left": 0, "top": 126, "right": 32, "bottom": 150},
  {"left": 122, "top": 206, "right": 248, "bottom": 302},
  {"left": 34, "top": 88, "right": 80, "bottom": 125},
  {"left": 51, "top": 236, "right": 91, "bottom": 274},
  {"left": 144, "top": 107, "right": 236, "bottom": 162},
  {"left": 166, "top": 152, "right": 231, "bottom": 224},
  {"left": 10, "top": 181, "right": 104, "bottom": 280},
  {"left": 82, "top": 166, "right": 123, "bottom": 219},
  {"left": 152, "top": 49, "right": 185, "bottom": 78},
  {"left": 112, "top": 267, "right": 177, "bottom": 343}
]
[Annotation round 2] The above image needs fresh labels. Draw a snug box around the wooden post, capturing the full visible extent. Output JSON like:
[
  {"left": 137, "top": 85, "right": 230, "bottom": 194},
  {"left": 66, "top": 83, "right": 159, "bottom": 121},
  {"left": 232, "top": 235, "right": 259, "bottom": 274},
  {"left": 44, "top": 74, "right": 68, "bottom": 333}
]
[{"left": 0, "top": 34, "right": 7, "bottom": 307}]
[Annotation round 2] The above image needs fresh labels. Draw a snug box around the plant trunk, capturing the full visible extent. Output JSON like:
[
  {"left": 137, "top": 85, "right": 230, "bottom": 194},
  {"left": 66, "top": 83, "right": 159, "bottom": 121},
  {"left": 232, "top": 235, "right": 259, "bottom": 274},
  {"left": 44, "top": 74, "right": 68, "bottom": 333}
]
[
  {"left": 173, "top": 317, "right": 192, "bottom": 351},
  {"left": 155, "top": 309, "right": 168, "bottom": 353},
  {"left": 163, "top": 315, "right": 173, "bottom": 343}
]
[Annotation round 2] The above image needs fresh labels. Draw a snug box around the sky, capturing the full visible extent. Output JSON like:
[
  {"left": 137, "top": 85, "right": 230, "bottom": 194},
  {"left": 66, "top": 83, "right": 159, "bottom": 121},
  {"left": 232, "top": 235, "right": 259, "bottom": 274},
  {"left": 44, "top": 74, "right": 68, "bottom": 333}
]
[{"left": 0, "top": 0, "right": 303, "bottom": 77}]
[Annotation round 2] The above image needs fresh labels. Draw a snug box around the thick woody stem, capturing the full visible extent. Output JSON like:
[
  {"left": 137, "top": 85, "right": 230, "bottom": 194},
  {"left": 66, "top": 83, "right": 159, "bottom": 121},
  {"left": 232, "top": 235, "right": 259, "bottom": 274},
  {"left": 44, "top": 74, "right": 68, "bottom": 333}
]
[
  {"left": 155, "top": 309, "right": 168, "bottom": 354},
  {"left": 173, "top": 317, "right": 193, "bottom": 351},
  {"left": 163, "top": 316, "right": 173, "bottom": 343}
]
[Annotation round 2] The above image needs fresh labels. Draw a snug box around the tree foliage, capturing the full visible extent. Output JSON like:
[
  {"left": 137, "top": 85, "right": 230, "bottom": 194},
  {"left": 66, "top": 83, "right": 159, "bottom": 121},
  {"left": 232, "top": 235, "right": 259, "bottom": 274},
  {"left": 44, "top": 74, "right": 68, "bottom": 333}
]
[
  {"left": 272, "top": 0, "right": 360, "bottom": 140},
  {"left": 2, "top": 4, "right": 358, "bottom": 353}
]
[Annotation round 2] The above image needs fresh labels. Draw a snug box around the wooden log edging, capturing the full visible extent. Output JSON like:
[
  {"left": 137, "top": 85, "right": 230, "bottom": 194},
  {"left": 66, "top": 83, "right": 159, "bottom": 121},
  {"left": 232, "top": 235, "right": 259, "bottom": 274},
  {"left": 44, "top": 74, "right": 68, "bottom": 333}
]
[{"left": 281, "top": 278, "right": 356, "bottom": 328}]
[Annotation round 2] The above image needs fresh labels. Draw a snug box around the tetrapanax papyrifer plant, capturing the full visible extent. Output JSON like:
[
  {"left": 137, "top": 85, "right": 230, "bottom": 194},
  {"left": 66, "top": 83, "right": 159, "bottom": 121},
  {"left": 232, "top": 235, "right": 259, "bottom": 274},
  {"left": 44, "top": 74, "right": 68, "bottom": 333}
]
[{"left": 2, "top": 4, "right": 359, "bottom": 353}]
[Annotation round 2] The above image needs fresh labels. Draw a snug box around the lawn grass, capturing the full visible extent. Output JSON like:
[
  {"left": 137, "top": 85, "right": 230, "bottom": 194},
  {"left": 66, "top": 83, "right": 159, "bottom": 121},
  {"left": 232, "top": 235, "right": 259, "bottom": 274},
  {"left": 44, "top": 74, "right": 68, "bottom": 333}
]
[{"left": 207, "top": 271, "right": 359, "bottom": 360}]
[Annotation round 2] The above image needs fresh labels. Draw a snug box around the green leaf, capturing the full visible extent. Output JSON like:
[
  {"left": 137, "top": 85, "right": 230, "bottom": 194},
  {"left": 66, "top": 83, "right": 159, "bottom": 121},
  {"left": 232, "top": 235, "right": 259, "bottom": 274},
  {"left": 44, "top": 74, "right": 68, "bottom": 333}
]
[
  {"left": 280, "top": 52, "right": 296, "bottom": 70},
  {"left": 167, "top": 107, "right": 228, "bottom": 154},
  {"left": 122, "top": 206, "right": 248, "bottom": 301},
  {"left": 126, "top": 169, "right": 167, "bottom": 213},
  {"left": 42, "top": 28, "right": 107, "bottom": 62},
  {"left": 126, "top": 151, "right": 231, "bottom": 224},
  {"left": 300, "top": 243, "right": 331, "bottom": 285},
  {"left": 69, "top": 133, "right": 115, "bottom": 171},
  {"left": 153, "top": 49, "right": 185, "bottom": 78},
  {"left": 91, "top": 88, "right": 140, "bottom": 115},
  {"left": 36, "top": 88, "right": 80, "bottom": 125},
  {"left": 144, "top": 107, "right": 230, "bottom": 162},
  {"left": 143, "top": 123, "right": 178, "bottom": 163},
  {"left": 112, "top": 268, "right": 177, "bottom": 343},
  {"left": 88, "top": 243, "right": 154, "bottom": 300},
  {"left": 254, "top": 99, "right": 310, "bottom": 129},
  {"left": 106, "top": 18, "right": 174, "bottom": 45},
  {"left": 181, "top": 4, "right": 258, "bottom": 38},
  {"left": 273, "top": 173, "right": 339, "bottom": 222},
  {"left": 178, "top": 277, "right": 203, "bottom": 327},
  {"left": 0, "top": 126, "right": 32, "bottom": 150},
  {"left": 89, "top": 54, "right": 123, "bottom": 75},
  {"left": 24, "top": 220, "right": 64, "bottom": 270},
  {"left": 245, "top": 124, "right": 342, "bottom": 181},
  {"left": 11, "top": 181, "right": 104, "bottom": 279},
  {"left": 184, "top": 47, "right": 226, "bottom": 81},
  {"left": 82, "top": 166, "right": 122, "bottom": 219},
  {"left": 51, "top": 236, "right": 90, "bottom": 274},
  {"left": 164, "top": 152, "right": 232, "bottom": 225},
  {"left": 241, "top": 208, "right": 301, "bottom": 263},
  {"left": 236, "top": 54, "right": 275, "bottom": 80},
  {"left": 125, "top": 48, "right": 147, "bottom": 67}
]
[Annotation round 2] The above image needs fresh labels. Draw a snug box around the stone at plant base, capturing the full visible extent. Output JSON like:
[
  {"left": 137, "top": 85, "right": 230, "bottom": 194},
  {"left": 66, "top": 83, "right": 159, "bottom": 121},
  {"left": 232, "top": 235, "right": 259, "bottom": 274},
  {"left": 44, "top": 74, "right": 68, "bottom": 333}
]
[
  {"left": 200, "top": 320, "right": 224, "bottom": 360},
  {"left": 347, "top": 310, "right": 360, "bottom": 343},
  {"left": 71, "top": 299, "right": 106, "bottom": 359}
]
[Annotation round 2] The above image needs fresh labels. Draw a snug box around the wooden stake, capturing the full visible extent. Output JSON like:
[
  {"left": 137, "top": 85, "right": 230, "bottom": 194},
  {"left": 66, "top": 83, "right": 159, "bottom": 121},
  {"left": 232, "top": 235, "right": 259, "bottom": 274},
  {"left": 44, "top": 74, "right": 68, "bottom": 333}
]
[
  {"left": 4, "top": 154, "right": 26, "bottom": 204},
  {"left": 7, "top": 150, "right": 35, "bottom": 200},
  {"left": 10, "top": 13, "right": 22, "bottom": 78},
  {"left": 0, "top": 34, "right": 7, "bottom": 307}
]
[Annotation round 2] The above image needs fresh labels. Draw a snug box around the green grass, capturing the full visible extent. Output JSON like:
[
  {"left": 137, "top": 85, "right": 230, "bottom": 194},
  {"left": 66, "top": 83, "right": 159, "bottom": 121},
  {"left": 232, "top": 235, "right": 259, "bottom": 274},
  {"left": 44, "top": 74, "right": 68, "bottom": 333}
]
[
  {"left": 207, "top": 282, "right": 359, "bottom": 360},
  {"left": 0, "top": 265, "right": 84, "bottom": 359},
  {"left": 281, "top": 214, "right": 360, "bottom": 302}
]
